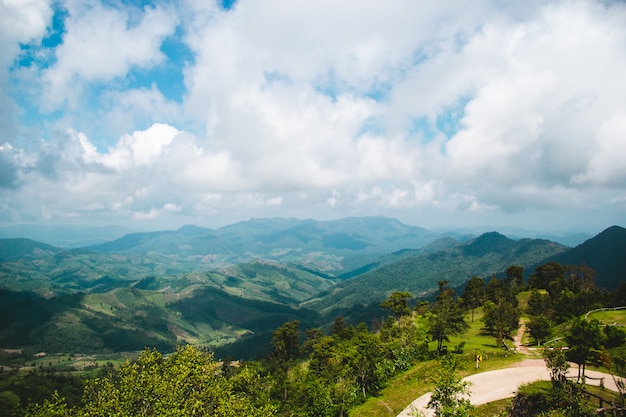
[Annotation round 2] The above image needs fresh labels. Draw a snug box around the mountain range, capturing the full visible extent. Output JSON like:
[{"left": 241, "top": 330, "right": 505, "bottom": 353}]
[{"left": 0, "top": 217, "right": 624, "bottom": 358}]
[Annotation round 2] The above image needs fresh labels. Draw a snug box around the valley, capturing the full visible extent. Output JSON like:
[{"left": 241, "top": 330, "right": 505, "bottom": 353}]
[{"left": 0, "top": 217, "right": 625, "bottom": 360}]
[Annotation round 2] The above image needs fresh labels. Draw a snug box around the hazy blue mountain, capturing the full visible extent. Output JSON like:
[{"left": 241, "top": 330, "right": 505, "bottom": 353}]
[
  {"left": 85, "top": 216, "right": 442, "bottom": 275},
  {"left": 0, "top": 238, "right": 61, "bottom": 262},
  {"left": 0, "top": 224, "right": 133, "bottom": 247},
  {"left": 546, "top": 225, "right": 626, "bottom": 289}
]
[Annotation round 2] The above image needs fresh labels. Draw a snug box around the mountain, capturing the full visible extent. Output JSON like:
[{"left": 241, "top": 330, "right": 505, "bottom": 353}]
[
  {"left": 0, "top": 238, "right": 61, "bottom": 262},
  {"left": 0, "top": 286, "right": 318, "bottom": 357},
  {"left": 86, "top": 216, "right": 441, "bottom": 275},
  {"left": 2, "top": 218, "right": 621, "bottom": 358},
  {"left": 304, "top": 232, "right": 569, "bottom": 315},
  {"left": 0, "top": 224, "right": 133, "bottom": 247},
  {"left": 546, "top": 225, "right": 626, "bottom": 289}
]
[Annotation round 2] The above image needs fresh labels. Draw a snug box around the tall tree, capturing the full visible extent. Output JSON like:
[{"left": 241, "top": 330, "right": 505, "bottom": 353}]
[
  {"left": 429, "top": 286, "right": 469, "bottom": 355},
  {"left": 529, "top": 262, "right": 565, "bottom": 290},
  {"left": 380, "top": 291, "right": 412, "bottom": 319},
  {"left": 460, "top": 276, "right": 485, "bottom": 322},
  {"left": 271, "top": 320, "right": 301, "bottom": 363},
  {"left": 482, "top": 299, "right": 520, "bottom": 348},
  {"left": 271, "top": 320, "right": 301, "bottom": 401},
  {"left": 566, "top": 318, "right": 606, "bottom": 382},
  {"left": 526, "top": 289, "right": 548, "bottom": 317},
  {"left": 527, "top": 315, "right": 553, "bottom": 345},
  {"left": 506, "top": 265, "right": 525, "bottom": 293}
]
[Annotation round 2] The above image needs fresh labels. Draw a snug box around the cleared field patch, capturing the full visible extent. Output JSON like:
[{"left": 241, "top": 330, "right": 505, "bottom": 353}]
[{"left": 585, "top": 308, "right": 626, "bottom": 326}]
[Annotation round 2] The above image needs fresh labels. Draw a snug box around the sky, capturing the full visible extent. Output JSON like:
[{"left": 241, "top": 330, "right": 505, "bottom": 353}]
[{"left": 1, "top": 0, "right": 625, "bottom": 234}]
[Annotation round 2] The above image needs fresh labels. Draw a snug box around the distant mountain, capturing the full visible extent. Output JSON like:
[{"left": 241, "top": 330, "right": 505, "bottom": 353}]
[
  {"left": 304, "top": 232, "right": 569, "bottom": 315},
  {"left": 2, "top": 218, "right": 620, "bottom": 358},
  {"left": 0, "top": 224, "right": 133, "bottom": 247},
  {"left": 86, "top": 216, "right": 442, "bottom": 275},
  {"left": 546, "top": 225, "right": 626, "bottom": 289},
  {"left": 0, "top": 238, "right": 61, "bottom": 262}
]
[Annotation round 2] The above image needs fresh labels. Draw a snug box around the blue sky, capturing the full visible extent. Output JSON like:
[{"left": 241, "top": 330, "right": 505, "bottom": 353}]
[{"left": 1, "top": 0, "right": 625, "bottom": 234}]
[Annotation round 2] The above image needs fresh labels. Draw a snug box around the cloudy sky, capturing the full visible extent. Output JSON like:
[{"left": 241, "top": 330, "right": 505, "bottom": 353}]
[{"left": 1, "top": 0, "right": 625, "bottom": 233}]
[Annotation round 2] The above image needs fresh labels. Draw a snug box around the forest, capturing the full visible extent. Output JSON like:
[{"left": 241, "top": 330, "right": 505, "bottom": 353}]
[{"left": 4, "top": 261, "right": 625, "bottom": 417}]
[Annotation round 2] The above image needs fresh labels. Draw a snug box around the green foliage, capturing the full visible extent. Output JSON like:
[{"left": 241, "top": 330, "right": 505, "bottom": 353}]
[
  {"left": 426, "top": 355, "right": 473, "bottom": 417},
  {"left": 26, "top": 345, "right": 277, "bottom": 417},
  {"left": 527, "top": 288, "right": 548, "bottom": 316},
  {"left": 544, "top": 346, "right": 570, "bottom": 385},
  {"left": 380, "top": 291, "right": 413, "bottom": 318},
  {"left": 307, "top": 235, "right": 568, "bottom": 315},
  {"left": 527, "top": 315, "right": 553, "bottom": 345},
  {"left": 482, "top": 299, "right": 520, "bottom": 347},
  {"left": 0, "top": 367, "right": 84, "bottom": 416},
  {"left": 526, "top": 262, "right": 607, "bottom": 324},
  {"left": 460, "top": 276, "right": 485, "bottom": 322},
  {"left": 271, "top": 320, "right": 301, "bottom": 364},
  {"left": 566, "top": 317, "right": 606, "bottom": 381},
  {"left": 506, "top": 265, "right": 525, "bottom": 293},
  {"left": 428, "top": 285, "right": 469, "bottom": 356},
  {"left": 604, "top": 325, "right": 626, "bottom": 348}
]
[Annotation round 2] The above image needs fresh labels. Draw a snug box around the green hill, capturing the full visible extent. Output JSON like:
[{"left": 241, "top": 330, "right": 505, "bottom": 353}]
[
  {"left": 547, "top": 225, "right": 626, "bottom": 289},
  {"left": 0, "top": 285, "right": 319, "bottom": 355},
  {"left": 0, "top": 238, "right": 61, "bottom": 262},
  {"left": 304, "top": 232, "right": 569, "bottom": 315},
  {"left": 1, "top": 221, "right": 622, "bottom": 358}
]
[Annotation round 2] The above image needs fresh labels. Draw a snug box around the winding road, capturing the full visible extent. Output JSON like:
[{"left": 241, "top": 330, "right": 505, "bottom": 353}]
[
  {"left": 396, "top": 359, "right": 621, "bottom": 417},
  {"left": 397, "top": 319, "right": 623, "bottom": 417}
]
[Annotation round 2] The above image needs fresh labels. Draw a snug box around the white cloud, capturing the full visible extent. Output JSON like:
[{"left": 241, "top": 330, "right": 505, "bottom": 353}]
[
  {"left": 42, "top": 1, "right": 177, "bottom": 107},
  {"left": 1, "top": 0, "right": 626, "bottom": 231},
  {"left": 575, "top": 109, "right": 626, "bottom": 186},
  {"left": 0, "top": 0, "right": 52, "bottom": 56}
]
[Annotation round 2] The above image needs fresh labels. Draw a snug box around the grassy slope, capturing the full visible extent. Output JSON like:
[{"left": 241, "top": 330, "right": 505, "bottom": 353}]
[
  {"left": 350, "top": 308, "right": 525, "bottom": 416},
  {"left": 352, "top": 303, "right": 626, "bottom": 417}
]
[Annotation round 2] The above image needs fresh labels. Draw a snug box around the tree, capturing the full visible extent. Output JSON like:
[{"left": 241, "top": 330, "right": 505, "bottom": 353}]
[
  {"left": 529, "top": 262, "right": 565, "bottom": 290},
  {"left": 271, "top": 320, "right": 301, "bottom": 401},
  {"left": 460, "top": 276, "right": 485, "bottom": 322},
  {"left": 426, "top": 355, "right": 473, "bottom": 417},
  {"left": 429, "top": 286, "right": 469, "bottom": 355},
  {"left": 482, "top": 299, "right": 520, "bottom": 348},
  {"left": 331, "top": 316, "right": 349, "bottom": 339},
  {"left": 527, "top": 315, "right": 553, "bottom": 345},
  {"left": 604, "top": 325, "right": 626, "bottom": 348},
  {"left": 544, "top": 345, "right": 569, "bottom": 386},
  {"left": 565, "top": 318, "right": 605, "bottom": 382},
  {"left": 26, "top": 346, "right": 277, "bottom": 417},
  {"left": 271, "top": 320, "right": 301, "bottom": 363},
  {"left": 381, "top": 291, "right": 412, "bottom": 319},
  {"left": 506, "top": 265, "right": 525, "bottom": 293},
  {"left": 527, "top": 289, "right": 547, "bottom": 317}
]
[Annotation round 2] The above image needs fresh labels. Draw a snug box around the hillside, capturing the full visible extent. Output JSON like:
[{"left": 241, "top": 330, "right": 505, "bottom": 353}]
[
  {"left": 304, "top": 232, "right": 569, "bottom": 315},
  {"left": 1, "top": 220, "right": 623, "bottom": 357},
  {"left": 546, "top": 225, "right": 626, "bottom": 289},
  {"left": 0, "top": 283, "right": 319, "bottom": 354},
  {"left": 0, "top": 238, "right": 61, "bottom": 262}
]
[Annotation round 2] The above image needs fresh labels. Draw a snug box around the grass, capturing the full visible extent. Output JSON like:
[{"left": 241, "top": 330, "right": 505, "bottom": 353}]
[
  {"left": 585, "top": 309, "right": 626, "bottom": 326},
  {"left": 350, "top": 360, "right": 439, "bottom": 417},
  {"left": 350, "top": 307, "right": 527, "bottom": 416},
  {"left": 473, "top": 398, "right": 512, "bottom": 417}
]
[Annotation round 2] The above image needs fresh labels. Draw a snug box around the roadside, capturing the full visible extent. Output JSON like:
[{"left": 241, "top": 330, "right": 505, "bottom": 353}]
[{"left": 396, "top": 361, "right": 621, "bottom": 417}]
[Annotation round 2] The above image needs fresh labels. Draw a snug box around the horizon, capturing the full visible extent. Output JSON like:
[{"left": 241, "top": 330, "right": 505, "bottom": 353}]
[
  {"left": 0, "top": 215, "right": 620, "bottom": 249},
  {"left": 2, "top": 1, "right": 626, "bottom": 233}
]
